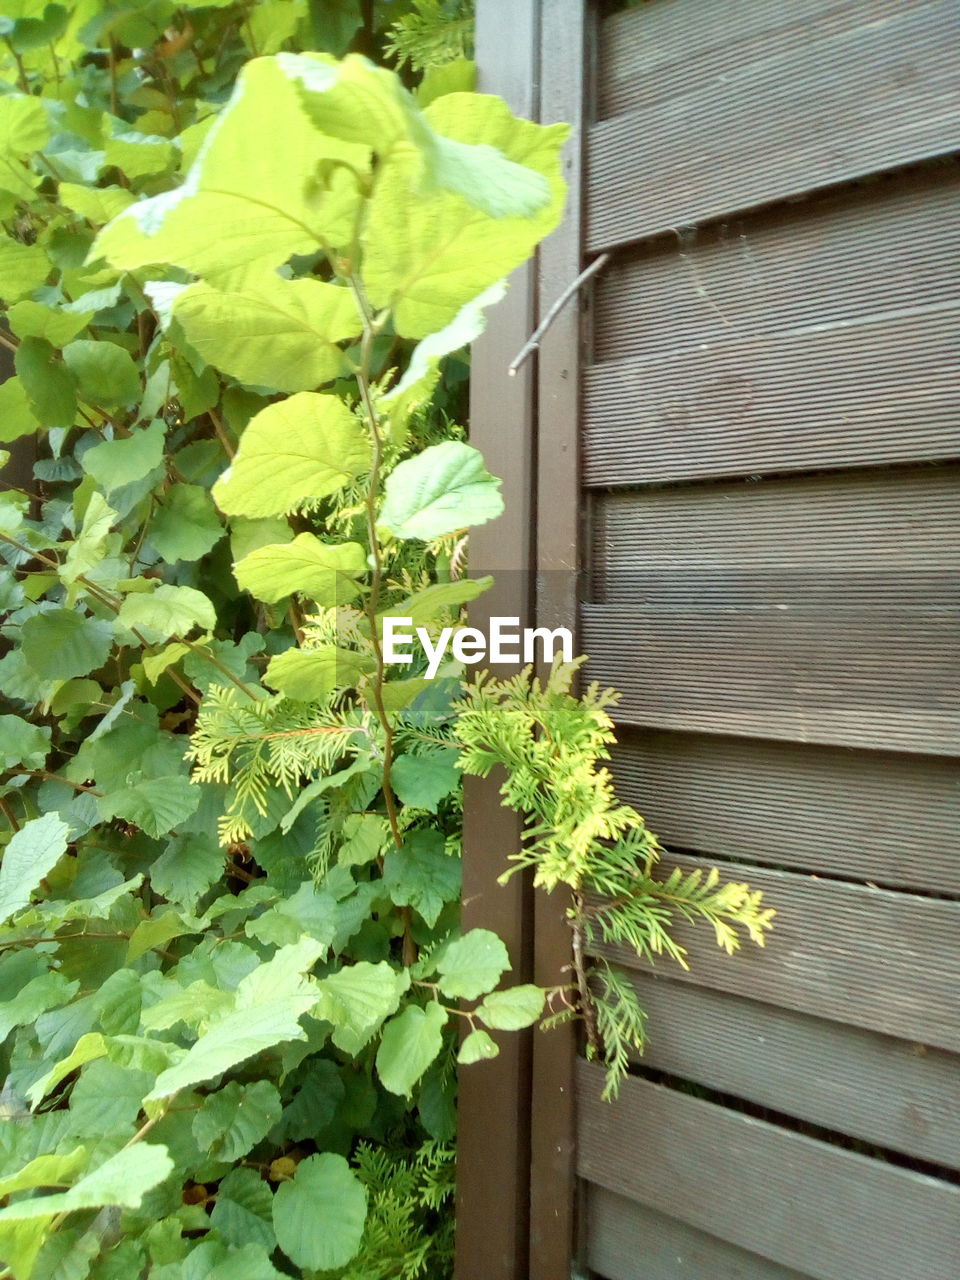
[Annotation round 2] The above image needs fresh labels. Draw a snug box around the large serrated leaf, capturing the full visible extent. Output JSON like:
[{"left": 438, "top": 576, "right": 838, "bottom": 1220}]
[
  {"left": 272, "top": 1152, "right": 366, "bottom": 1272},
  {"left": 382, "top": 829, "right": 461, "bottom": 927},
  {"left": 173, "top": 276, "right": 359, "bottom": 392},
  {"left": 116, "top": 585, "right": 216, "bottom": 642},
  {"left": 435, "top": 928, "right": 510, "bottom": 1000},
  {"left": 375, "top": 1001, "right": 448, "bottom": 1098},
  {"left": 0, "top": 812, "right": 70, "bottom": 923},
  {"left": 81, "top": 421, "right": 166, "bottom": 492},
  {"left": 213, "top": 394, "right": 368, "bottom": 518},
  {"left": 192, "top": 1080, "right": 281, "bottom": 1162},
  {"left": 0, "top": 1144, "right": 173, "bottom": 1220},
  {"left": 20, "top": 610, "right": 113, "bottom": 680},
  {"left": 380, "top": 441, "right": 502, "bottom": 541},
  {"left": 313, "top": 960, "right": 408, "bottom": 1055},
  {"left": 234, "top": 534, "right": 366, "bottom": 605}
]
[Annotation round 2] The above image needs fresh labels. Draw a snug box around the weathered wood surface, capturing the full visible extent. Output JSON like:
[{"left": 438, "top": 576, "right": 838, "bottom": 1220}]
[
  {"left": 583, "top": 1189, "right": 814, "bottom": 1280},
  {"left": 589, "top": 856, "right": 960, "bottom": 1054},
  {"left": 581, "top": 604, "right": 960, "bottom": 754},
  {"left": 610, "top": 728, "right": 960, "bottom": 894},
  {"left": 618, "top": 972, "right": 960, "bottom": 1169},
  {"left": 578, "top": 1063, "right": 960, "bottom": 1280},
  {"left": 588, "top": 0, "right": 960, "bottom": 250}
]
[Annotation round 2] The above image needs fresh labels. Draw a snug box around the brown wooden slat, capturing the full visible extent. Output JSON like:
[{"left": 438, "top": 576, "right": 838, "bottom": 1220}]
[
  {"left": 596, "top": 0, "right": 899, "bottom": 122},
  {"left": 590, "top": 856, "right": 960, "bottom": 1054},
  {"left": 587, "top": 0, "right": 960, "bottom": 251},
  {"left": 577, "top": 1063, "right": 960, "bottom": 1280},
  {"left": 456, "top": 4, "right": 539, "bottom": 1275},
  {"left": 611, "top": 729, "right": 960, "bottom": 894},
  {"left": 528, "top": 2, "right": 587, "bottom": 1277},
  {"left": 591, "top": 466, "right": 960, "bottom": 601},
  {"left": 584, "top": 162, "right": 960, "bottom": 486},
  {"left": 622, "top": 972, "right": 960, "bottom": 1169},
  {"left": 592, "top": 163, "right": 960, "bottom": 367},
  {"left": 581, "top": 604, "right": 960, "bottom": 754},
  {"left": 583, "top": 1188, "right": 814, "bottom": 1280}
]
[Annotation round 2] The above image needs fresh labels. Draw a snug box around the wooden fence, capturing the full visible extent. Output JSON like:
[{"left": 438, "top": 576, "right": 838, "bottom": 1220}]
[{"left": 460, "top": 2, "right": 960, "bottom": 1277}]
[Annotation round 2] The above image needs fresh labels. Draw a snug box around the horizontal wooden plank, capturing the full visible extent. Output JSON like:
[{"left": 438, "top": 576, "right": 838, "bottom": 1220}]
[
  {"left": 589, "top": 856, "right": 960, "bottom": 1053},
  {"left": 577, "top": 1063, "right": 960, "bottom": 1280},
  {"left": 611, "top": 729, "right": 960, "bottom": 893},
  {"left": 587, "top": 0, "right": 960, "bottom": 251},
  {"left": 596, "top": 0, "right": 901, "bottom": 122},
  {"left": 583, "top": 1188, "right": 814, "bottom": 1280},
  {"left": 619, "top": 972, "right": 960, "bottom": 1169},
  {"left": 581, "top": 605, "right": 960, "bottom": 754},
  {"left": 591, "top": 162, "right": 960, "bottom": 367},
  {"left": 591, "top": 466, "right": 960, "bottom": 596},
  {"left": 584, "top": 163, "right": 960, "bottom": 485},
  {"left": 584, "top": 311, "right": 960, "bottom": 487}
]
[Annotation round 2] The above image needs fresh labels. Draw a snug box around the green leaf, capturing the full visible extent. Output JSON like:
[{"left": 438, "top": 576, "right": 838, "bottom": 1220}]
[
  {"left": 99, "top": 775, "right": 200, "bottom": 840},
  {"left": 0, "top": 970, "right": 77, "bottom": 1039},
  {"left": 382, "top": 829, "right": 460, "bottom": 928},
  {"left": 116, "top": 584, "right": 216, "bottom": 641},
  {"left": 382, "top": 576, "right": 493, "bottom": 629},
  {"left": 0, "top": 1148, "right": 89, "bottom": 1199},
  {"left": 15, "top": 336, "right": 77, "bottom": 428},
  {"left": 435, "top": 928, "right": 510, "bottom": 1000},
  {"left": 8, "top": 300, "right": 92, "bottom": 346},
  {"left": 458, "top": 1028, "right": 500, "bottom": 1064},
  {"left": 0, "top": 713, "right": 51, "bottom": 770},
  {"left": 63, "top": 339, "right": 141, "bottom": 409},
  {"left": 125, "top": 907, "right": 199, "bottom": 961},
  {"left": 192, "top": 1080, "right": 282, "bottom": 1161},
  {"left": 382, "top": 281, "right": 505, "bottom": 435},
  {"left": 213, "top": 394, "right": 368, "bottom": 518},
  {"left": 417, "top": 58, "right": 477, "bottom": 106},
  {"left": 147, "top": 938, "right": 324, "bottom": 1099},
  {"left": 475, "top": 984, "right": 545, "bottom": 1030},
  {"left": 172, "top": 276, "right": 358, "bottom": 392},
  {"left": 0, "top": 376, "right": 41, "bottom": 443},
  {"left": 313, "top": 960, "right": 408, "bottom": 1055},
  {"left": 0, "top": 94, "right": 50, "bottom": 154},
  {"left": 282, "top": 53, "right": 550, "bottom": 219},
  {"left": 81, "top": 421, "right": 166, "bottom": 492},
  {"left": 210, "top": 1168, "right": 276, "bottom": 1252},
  {"left": 0, "top": 1144, "right": 173, "bottom": 1220},
  {"left": 376, "top": 1001, "right": 448, "bottom": 1097},
  {"left": 0, "top": 237, "right": 51, "bottom": 303},
  {"left": 21, "top": 609, "right": 112, "bottom": 680},
  {"left": 150, "top": 834, "right": 224, "bottom": 910},
  {"left": 264, "top": 645, "right": 372, "bottom": 700},
  {"left": 149, "top": 485, "right": 224, "bottom": 562},
  {"left": 26, "top": 1032, "right": 108, "bottom": 1108},
  {"left": 104, "top": 132, "right": 173, "bottom": 179},
  {"left": 380, "top": 442, "right": 502, "bottom": 541},
  {"left": 363, "top": 94, "right": 567, "bottom": 337},
  {"left": 390, "top": 749, "right": 460, "bottom": 812},
  {"left": 272, "top": 1152, "right": 366, "bottom": 1272},
  {"left": 95, "top": 57, "right": 367, "bottom": 276},
  {"left": 142, "top": 641, "right": 190, "bottom": 685},
  {"left": 235, "top": 535, "right": 366, "bottom": 606},
  {"left": 59, "top": 182, "right": 135, "bottom": 225}
]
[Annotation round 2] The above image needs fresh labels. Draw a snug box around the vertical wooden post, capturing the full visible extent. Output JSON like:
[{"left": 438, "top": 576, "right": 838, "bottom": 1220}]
[
  {"left": 455, "top": 3, "right": 540, "bottom": 1277},
  {"left": 530, "top": 2, "right": 587, "bottom": 1277}
]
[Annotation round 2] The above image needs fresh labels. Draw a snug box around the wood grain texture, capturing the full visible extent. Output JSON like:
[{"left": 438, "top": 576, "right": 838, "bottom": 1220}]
[
  {"left": 583, "top": 1189, "right": 814, "bottom": 1280},
  {"left": 529, "top": 3, "right": 587, "bottom": 1276},
  {"left": 581, "top": 603, "right": 960, "bottom": 754},
  {"left": 610, "top": 729, "right": 960, "bottom": 893},
  {"left": 591, "top": 465, "right": 960, "bottom": 600},
  {"left": 587, "top": 0, "right": 960, "bottom": 250},
  {"left": 577, "top": 1063, "right": 960, "bottom": 1280},
  {"left": 619, "top": 972, "right": 960, "bottom": 1168},
  {"left": 585, "top": 155, "right": 960, "bottom": 488},
  {"left": 590, "top": 855, "right": 960, "bottom": 1054},
  {"left": 455, "top": 4, "right": 538, "bottom": 1274}
]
